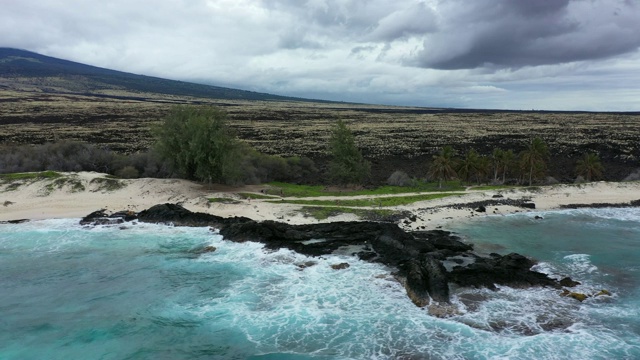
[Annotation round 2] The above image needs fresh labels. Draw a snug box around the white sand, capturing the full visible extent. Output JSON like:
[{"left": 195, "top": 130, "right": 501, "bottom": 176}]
[{"left": 1, "top": 172, "right": 639, "bottom": 229}]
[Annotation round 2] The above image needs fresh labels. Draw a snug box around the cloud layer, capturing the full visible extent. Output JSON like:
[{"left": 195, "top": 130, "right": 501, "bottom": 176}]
[{"left": 2, "top": 0, "right": 639, "bottom": 110}]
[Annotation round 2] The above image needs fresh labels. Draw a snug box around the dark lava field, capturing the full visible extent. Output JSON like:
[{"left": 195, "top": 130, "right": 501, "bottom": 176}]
[{"left": 1, "top": 90, "right": 639, "bottom": 183}]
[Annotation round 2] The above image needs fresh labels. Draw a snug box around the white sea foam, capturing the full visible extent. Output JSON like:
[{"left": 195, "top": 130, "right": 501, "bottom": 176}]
[{"left": 3, "top": 218, "right": 640, "bottom": 359}]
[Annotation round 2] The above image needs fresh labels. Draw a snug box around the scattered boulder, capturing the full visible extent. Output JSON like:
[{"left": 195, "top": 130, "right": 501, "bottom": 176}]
[
  {"left": 595, "top": 289, "right": 612, "bottom": 297},
  {"left": 561, "top": 290, "right": 588, "bottom": 302},
  {"left": 331, "top": 263, "right": 350, "bottom": 270},
  {"left": 80, "top": 209, "right": 125, "bottom": 226},
  {"left": 195, "top": 245, "right": 217, "bottom": 254},
  {"left": 475, "top": 205, "right": 486, "bottom": 213},
  {"left": 1, "top": 219, "right": 29, "bottom": 224},
  {"left": 295, "top": 261, "right": 317, "bottom": 270},
  {"left": 559, "top": 277, "right": 581, "bottom": 287}
]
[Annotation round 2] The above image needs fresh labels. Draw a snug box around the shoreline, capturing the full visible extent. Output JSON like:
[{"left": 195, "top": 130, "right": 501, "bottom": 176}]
[{"left": 1, "top": 172, "right": 639, "bottom": 228}]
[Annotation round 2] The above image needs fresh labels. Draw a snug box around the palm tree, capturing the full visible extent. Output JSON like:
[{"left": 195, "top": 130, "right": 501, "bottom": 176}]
[
  {"left": 520, "top": 137, "right": 549, "bottom": 186},
  {"left": 492, "top": 148, "right": 515, "bottom": 183},
  {"left": 575, "top": 152, "right": 604, "bottom": 181},
  {"left": 458, "top": 149, "right": 491, "bottom": 184},
  {"left": 491, "top": 148, "right": 504, "bottom": 182},
  {"left": 428, "top": 146, "right": 457, "bottom": 188}
]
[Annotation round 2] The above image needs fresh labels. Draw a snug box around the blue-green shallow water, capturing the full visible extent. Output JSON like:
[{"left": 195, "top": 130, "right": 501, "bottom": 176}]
[{"left": 1, "top": 209, "right": 639, "bottom": 359}]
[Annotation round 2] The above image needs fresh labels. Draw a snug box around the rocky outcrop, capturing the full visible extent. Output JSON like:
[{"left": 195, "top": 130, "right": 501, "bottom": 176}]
[
  {"left": 449, "top": 253, "right": 559, "bottom": 290},
  {"left": 404, "top": 255, "right": 450, "bottom": 306},
  {"left": 137, "top": 203, "right": 251, "bottom": 227},
  {"left": 81, "top": 203, "right": 568, "bottom": 307},
  {"left": 80, "top": 209, "right": 136, "bottom": 225}
]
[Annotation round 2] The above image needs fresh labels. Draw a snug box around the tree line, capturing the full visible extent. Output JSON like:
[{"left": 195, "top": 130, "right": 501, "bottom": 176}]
[{"left": 427, "top": 139, "right": 605, "bottom": 188}]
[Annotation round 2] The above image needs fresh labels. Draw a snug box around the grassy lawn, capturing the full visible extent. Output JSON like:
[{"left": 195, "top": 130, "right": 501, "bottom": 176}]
[
  {"left": 265, "top": 181, "right": 465, "bottom": 198},
  {"left": 268, "top": 192, "right": 465, "bottom": 207},
  {"left": 0, "top": 171, "right": 62, "bottom": 183},
  {"left": 299, "top": 206, "right": 399, "bottom": 221},
  {"left": 467, "top": 184, "right": 515, "bottom": 191},
  {"left": 237, "top": 192, "right": 280, "bottom": 200}
]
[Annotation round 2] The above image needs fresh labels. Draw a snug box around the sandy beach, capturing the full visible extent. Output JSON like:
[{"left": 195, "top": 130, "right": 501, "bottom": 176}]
[{"left": 1, "top": 171, "right": 639, "bottom": 229}]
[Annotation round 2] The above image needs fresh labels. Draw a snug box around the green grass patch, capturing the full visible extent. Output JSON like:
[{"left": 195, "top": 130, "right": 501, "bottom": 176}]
[
  {"left": 209, "top": 197, "right": 243, "bottom": 204},
  {"left": 269, "top": 193, "right": 465, "bottom": 207},
  {"left": 468, "top": 185, "right": 515, "bottom": 191},
  {"left": 299, "top": 206, "right": 399, "bottom": 221},
  {"left": 237, "top": 192, "right": 279, "bottom": 200},
  {"left": 0, "top": 171, "right": 62, "bottom": 183},
  {"left": 266, "top": 181, "right": 465, "bottom": 198},
  {"left": 4, "top": 183, "right": 22, "bottom": 192}
]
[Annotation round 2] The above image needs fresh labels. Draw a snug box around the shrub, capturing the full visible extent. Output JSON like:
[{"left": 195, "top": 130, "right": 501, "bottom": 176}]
[
  {"left": 623, "top": 169, "right": 640, "bottom": 182},
  {"left": 387, "top": 170, "right": 412, "bottom": 186},
  {"left": 574, "top": 175, "right": 586, "bottom": 184},
  {"left": 544, "top": 176, "right": 559, "bottom": 185},
  {"left": 115, "top": 166, "right": 140, "bottom": 179}
]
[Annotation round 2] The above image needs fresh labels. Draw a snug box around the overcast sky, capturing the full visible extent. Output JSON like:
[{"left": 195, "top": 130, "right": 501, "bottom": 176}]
[{"left": 2, "top": 0, "right": 639, "bottom": 111}]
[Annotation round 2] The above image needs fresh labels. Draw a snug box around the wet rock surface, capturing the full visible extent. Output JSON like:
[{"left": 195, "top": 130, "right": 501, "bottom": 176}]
[{"left": 81, "top": 203, "right": 569, "bottom": 307}]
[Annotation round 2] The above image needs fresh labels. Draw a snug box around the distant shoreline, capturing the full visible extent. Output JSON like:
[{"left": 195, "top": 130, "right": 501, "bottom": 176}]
[{"left": 1, "top": 172, "right": 639, "bottom": 229}]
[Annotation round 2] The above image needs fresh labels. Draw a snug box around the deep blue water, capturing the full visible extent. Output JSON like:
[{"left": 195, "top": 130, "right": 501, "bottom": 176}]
[{"left": 1, "top": 208, "right": 639, "bottom": 359}]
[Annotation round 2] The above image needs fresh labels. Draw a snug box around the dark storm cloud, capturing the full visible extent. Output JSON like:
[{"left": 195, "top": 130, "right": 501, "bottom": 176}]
[
  {"left": 416, "top": 0, "right": 640, "bottom": 69},
  {"left": 1, "top": 0, "right": 639, "bottom": 110},
  {"left": 264, "top": 0, "right": 436, "bottom": 45}
]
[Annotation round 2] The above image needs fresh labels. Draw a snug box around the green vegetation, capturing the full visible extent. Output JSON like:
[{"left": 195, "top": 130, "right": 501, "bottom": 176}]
[
  {"left": 153, "top": 105, "right": 319, "bottom": 185},
  {"left": 457, "top": 148, "right": 490, "bottom": 184},
  {"left": 327, "top": 120, "right": 370, "bottom": 185},
  {"left": 266, "top": 181, "right": 464, "bottom": 198},
  {"left": 90, "top": 177, "right": 125, "bottom": 192},
  {"left": 268, "top": 193, "right": 464, "bottom": 207},
  {"left": 520, "top": 137, "right": 549, "bottom": 186},
  {"left": 491, "top": 148, "right": 516, "bottom": 183},
  {"left": 428, "top": 146, "right": 458, "bottom": 188},
  {"left": 44, "top": 177, "right": 85, "bottom": 194},
  {"left": 4, "top": 183, "right": 22, "bottom": 192},
  {"left": 575, "top": 152, "right": 604, "bottom": 181},
  {"left": 0, "top": 171, "right": 62, "bottom": 183},
  {"left": 209, "top": 197, "right": 243, "bottom": 204},
  {"left": 299, "top": 206, "right": 398, "bottom": 221},
  {"left": 155, "top": 106, "right": 240, "bottom": 183},
  {"left": 468, "top": 184, "right": 514, "bottom": 191},
  {"left": 237, "top": 192, "right": 279, "bottom": 200}
]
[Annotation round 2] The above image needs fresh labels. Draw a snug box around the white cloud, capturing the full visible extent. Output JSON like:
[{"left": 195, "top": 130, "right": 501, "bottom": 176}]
[{"left": 0, "top": 0, "right": 638, "bottom": 110}]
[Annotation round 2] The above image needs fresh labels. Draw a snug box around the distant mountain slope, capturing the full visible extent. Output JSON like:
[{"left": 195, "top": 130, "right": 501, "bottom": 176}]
[{"left": 0, "top": 48, "right": 312, "bottom": 102}]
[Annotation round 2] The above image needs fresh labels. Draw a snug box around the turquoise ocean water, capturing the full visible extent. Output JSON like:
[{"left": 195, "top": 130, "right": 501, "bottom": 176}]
[{"left": 1, "top": 208, "right": 639, "bottom": 359}]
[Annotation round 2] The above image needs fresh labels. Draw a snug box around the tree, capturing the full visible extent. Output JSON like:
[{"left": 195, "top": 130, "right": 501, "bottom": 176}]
[
  {"left": 154, "top": 105, "right": 240, "bottom": 184},
  {"left": 457, "top": 149, "right": 490, "bottom": 184},
  {"left": 575, "top": 152, "right": 604, "bottom": 181},
  {"left": 520, "top": 137, "right": 549, "bottom": 186},
  {"left": 327, "top": 120, "right": 370, "bottom": 185},
  {"left": 428, "top": 146, "right": 458, "bottom": 188},
  {"left": 492, "top": 148, "right": 516, "bottom": 184}
]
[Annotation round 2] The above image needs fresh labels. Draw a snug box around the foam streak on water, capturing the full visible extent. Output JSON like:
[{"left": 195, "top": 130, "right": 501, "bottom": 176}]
[{"left": 1, "top": 210, "right": 640, "bottom": 359}]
